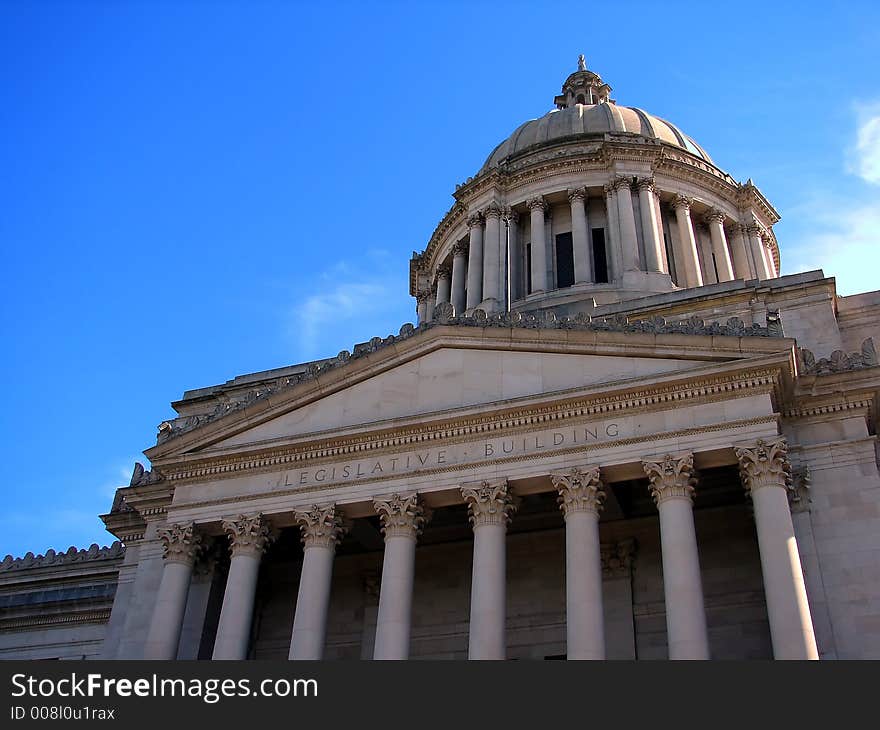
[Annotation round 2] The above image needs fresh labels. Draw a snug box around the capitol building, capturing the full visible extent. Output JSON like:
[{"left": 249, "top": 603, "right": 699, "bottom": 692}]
[{"left": 2, "top": 57, "right": 879, "bottom": 660}]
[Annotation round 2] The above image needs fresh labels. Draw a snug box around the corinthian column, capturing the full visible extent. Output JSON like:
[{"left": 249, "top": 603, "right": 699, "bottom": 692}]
[
  {"left": 527, "top": 197, "right": 548, "bottom": 294},
  {"left": 435, "top": 266, "right": 451, "bottom": 308},
  {"left": 705, "top": 209, "right": 735, "bottom": 282},
  {"left": 482, "top": 204, "right": 502, "bottom": 311},
  {"left": 212, "top": 514, "right": 272, "bottom": 660},
  {"left": 504, "top": 208, "right": 519, "bottom": 303},
  {"left": 672, "top": 195, "right": 704, "bottom": 288},
  {"left": 372, "top": 493, "right": 429, "bottom": 660},
  {"left": 727, "top": 224, "right": 753, "bottom": 280},
  {"left": 603, "top": 184, "right": 621, "bottom": 282},
  {"left": 461, "top": 479, "right": 518, "bottom": 659},
  {"left": 568, "top": 188, "right": 592, "bottom": 283},
  {"left": 289, "top": 504, "right": 347, "bottom": 660},
  {"left": 747, "top": 225, "right": 772, "bottom": 279},
  {"left": 761, "top": 232, "right": 778, "bottom": 277},
  {"left": 450, "top": 242, "right": 468, "bottom": 315},
  {"left": 144, "top": 522, "right": 201, "bottom": 660},
  {"left": 637, "top": 178, "right": 664, "bottom": 272},
  {"left": 416, "top": 291, "right": 429, "bottom": 325},
  {"left": 615, "top": 177, "right": 640, "bottom": 272},
  {"left": 552, "top": 466, "right": 605, "bottom": 660},
  {"left": 465, "top": 213, "right": 484, "bottom": 309},
  {"left": 735, "top": 439, "right": 818, "bottom": 660},
  {"left": 642, "top": 454, "right": 710, "bottom": 659}
]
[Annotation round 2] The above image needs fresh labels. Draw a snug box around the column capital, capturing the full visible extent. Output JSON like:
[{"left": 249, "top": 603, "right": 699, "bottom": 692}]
[
  {"left": 704, "top": 208, "right": 726, "bottom": 224},
  {"left": 603, "top": 182, "right": 615, "bottom": 197},
  {"left": 672, "top": 194, "right": 692, "bottom": 211},
  {"left": 567, "top": 187, "right": 588, "bottom": 203},
  {"left": 467, "top": 212, "right": 484, "bottom": 229},
  {"left": 221, "top": 513, "right": 273, "bottom": 558},
  {"left": 526, "top": 196, "right": 548, "bottom": 212},
  {"left": 642, "top": 453, "right": 697, "bottom": 505},
  {"left": 735, "top": 438, "right": 792, "bottom": 495},
  {"left": 435, "top": 265, "right": 451, "bottom": 282},
  {"left": 373, "top": 493, "right": 430, "bottom": 539},
  {"left": 483, "top": 202, "right": 502, "bottom": 219},
  {"left": 501, "top": 205, "right": 518, "bottom": 224},
  {"left": 601, "top": 538, "right": 637, "bottom": 578},
  {"left": 745, "top": 224, "right": 761, "bottom": 236},
  {"left": 636, "top": 176, "right": 656, "bottom": 192},
  {"left": 415, "top": 290, "right": 430, "bottom": 304},
  {"left": 294, "top": 504, "right": 348, "bottom": 548},
  {"left": 157, "top": 521, "right": 202, "bottom": 566},
  {"left": 612, "top": 175, "right": 633, "bottom": 191},
  {"left": 452, "top": 241, "right": 469, "bottom": 257},
  {"left": 461, "top": 479, "right": 518, "bottom": 527},
  {"left": 551, "top": 465, "right": 605, "bottom": 516}
]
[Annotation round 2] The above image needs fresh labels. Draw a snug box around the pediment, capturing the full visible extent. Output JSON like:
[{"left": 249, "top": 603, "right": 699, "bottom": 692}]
[{"left": 146, "top": 318, "right": 793, "bottom": 463}]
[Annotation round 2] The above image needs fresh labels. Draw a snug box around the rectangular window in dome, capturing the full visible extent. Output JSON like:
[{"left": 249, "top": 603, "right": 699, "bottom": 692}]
[{"left": 555, "top": 232, "right": 574, "bottom": 288}]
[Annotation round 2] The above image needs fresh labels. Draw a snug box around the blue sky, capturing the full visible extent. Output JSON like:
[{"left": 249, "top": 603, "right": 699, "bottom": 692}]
[{"left": 1, "top": 1, "right": 879, "bottom": 558}]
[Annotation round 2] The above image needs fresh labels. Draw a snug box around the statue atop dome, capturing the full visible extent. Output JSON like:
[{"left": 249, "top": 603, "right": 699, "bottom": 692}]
[{"left": 577, "top": 54, "right": 586, "bottom": 72}]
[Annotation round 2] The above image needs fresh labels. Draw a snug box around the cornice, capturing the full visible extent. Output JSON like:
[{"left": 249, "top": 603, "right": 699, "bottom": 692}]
[{"left": 0, "top": 609, "right": 113, "bottom": 633}]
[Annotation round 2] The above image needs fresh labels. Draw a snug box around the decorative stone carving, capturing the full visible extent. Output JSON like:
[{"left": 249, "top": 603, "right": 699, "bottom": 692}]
[
  {"left": 373, "top": 493, "right": 429, "bottom": 539},
  {"left": 130, "top": 461, "right": 163, "bottom": 487},
  {"left": 466, "top": 212, "right": 483, "bottom": 229},
  {"left": 451, "top": 241, "right": 469, "bottom": 257},
  {"left": 735, "top": 438, "right": 791, "bottom": 494},
  {"left": 672, "top": 194, "right": 691, "bottom": 211},
  {"left": 799, "top": 337, "right": 878, "bottom": 375},
  {"left": 483, "top": 202, "right": 502, "bottom": 219},
  {"left": 551, "top": 465, "right": 605, "bottom": 515},
  {"left": 601, "top": 538, "right": 637, "bottom": 578},
  {"left": 642, "top": 453, "right": 697, "bottom": 505},
  {"left": 435, "top": 265, "right": 451, "bottom": 282},
  {"left": 704, "top": 208, "right": 725, "bottom": 224},
  {"left": 157, "top": 521, "right": 202, "bottom": 565},
  {"left": 526, "top": 196, "right": 548, "bottom": 212},
  {"left": 613, "top": 175, "right": 633, "bottom": 191},
  {"left": 0, "top": 542, "right": 125, "bottom": 572},
  {"left": 460, "top": 479, "right": 518, "bottom": 527},
  {"left": 636, "top": 176, "right": 656, "bottom": 192},
  {"left": 501, "top": 206, "right": 518, "bottom": 224},
  {"left": 567, "top": 187, "right": 587, "bottom": 202},
  {"left": 433, "top": 301, "right": 455, "bottom": 323},
  {"left": 789, "top": 465, "right": 812, "bottom": 513},
  {"left": 294, "top": 504, "right": 347, "bottom": 548},
  {"left": 221, "top": 513, "right": 273, "bottom": 557}
]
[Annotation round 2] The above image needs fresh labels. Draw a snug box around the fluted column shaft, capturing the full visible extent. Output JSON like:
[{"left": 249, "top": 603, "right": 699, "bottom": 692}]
[
  {"left": 527, "top": 198, "right": 548, "bottom": 294},
  {"left": 553, "top": 467, "right": 605, "bottom": 660},
  {"left": 761, "top": 233, "right": 778, "bottom": 277},
  {"left": 416, "top": 293, "right": 428, "bottom": 325},
  {"left": 450, "top": 244, "right": 467, "bottom": 315},
  {"left": 505, "top": 210, "right": 519, "bottom": 303},
  {"left": 144, "top": 522, "right": 201, "bottom": 660},
  {"left": 728, "top": 225, "right": 752, "bottom": 279},
  {"left": 736, "top": 440, "right": 818, "bottom": 659},
  {"left": 747, "top": 226, "right": 772, "bottom": 279},
  {"left": 465, "top": 214, "right": 484, "bottom": 309},
  {"left": 568, "top": 189, "right": 592, "bottom": 283},
  {"left": 643, "top": 454, "right": 710, "bottom": 659},
  {"left": 672, "top": 197, "right": 704, "bottom": 288},
  {"left": 462, "top": 480, "right": 518, "bottom": 659},
  {"left": 435, "top": 270, "right": 451, "bottom": 308},
  {"left": 212, "top": 514, "right": 272, "bottom": 660},
  {"left": 604, "top": 185, "right": 621, "bottom": 282},
  {"left": 372, "top": 494, "right": 427, "bottom": 660},
  {"left": 615, "top": 178, "right": 640, "bottom": 272},
  {"left": 482, "top": 205, "right": 502, "bottom": 310},
  {"left": 289, "top": 504, "right": 346, "bottom": 660},
  {"left": 638, "top": 179, "right": 664, "bottom": 272},
  {"left": 706, "top": 211, "right": 734, "bottom": 282}
]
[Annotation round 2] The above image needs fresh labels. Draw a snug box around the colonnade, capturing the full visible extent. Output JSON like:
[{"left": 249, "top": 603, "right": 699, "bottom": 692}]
[
  {"left": 144, "top": 438, "right": 817, "bottom": 661},
  {"left": 420, "top": 177, "right": 778, "bottom": 323}
]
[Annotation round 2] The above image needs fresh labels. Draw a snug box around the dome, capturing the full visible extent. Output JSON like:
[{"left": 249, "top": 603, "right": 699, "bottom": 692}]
[{"left": 481, "top": 102, "right": 714, "bottom": 172}]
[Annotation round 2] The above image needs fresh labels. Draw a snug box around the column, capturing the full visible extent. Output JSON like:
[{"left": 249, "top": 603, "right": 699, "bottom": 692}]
[
  {"left": 735, "top": 439, "right": 819, "bottom": 660},
  {"left": 705, "top": 209, "right": 735, "bottom": 282},
  {"left": 465, "top": 213, "right": 484, "bottom": 309},
  {"left": 212, "top": 514, "right": 272, "bottom": 660},
  {"left": 642, "top": 453, "right": 710, "bottom": 659},
  {"left": 450, "top": 242, "right": 468, "bottom": 315},
  {"left": 435, "top": 267, "right": 451, "bottom": 308},
  {"left": 603, "top": 184, "right": 621, "bottom": 282},
  {"left": 425, "top": 284, "right": 435, "bottom": 322},
  {"left": 527, "top": 197, "right": 548, "bottom": 294},
  {"left": 747, "top": 225, "right": 772, "bottom": 279},
  {"left": 568, "top": 188, "right": 593, "bottom": 284},
  {"left": 416, "top": 291, "right": 429, "bottom": 325},
  {"left": 289, "top": 504, "right": 347, "bottom": 660},
  {"left": 461, "top": 479, "right": 518, "bottom": 659},
  {"left": 672, "top": 195, "right": 704, "bottom": 288},
  {"left": 482, "top": 204, "right": 502, "bottom": 310},
  {"left": 372, "top": 493, "right": 429, "bottom": 660},
  {"left": 552, "top": 466, "right": 605, "bottom": 660},
  {"left": 637, "top": 178, "right": 664, "bottom": 273},
  {"left": 143, "top": 522, "right": 201, "bottom": 660},
  {"left": 727, "top": 224, "right": 753, "bottom": 280},
  {"left": 761, "top": 232, "right": 778, "bottom": 277},
  {"left": 504, "top": 208, "right": 519, "bottom": 303},
  {"left": 615, "top": 177, "right": 640, "bottom": 272}
]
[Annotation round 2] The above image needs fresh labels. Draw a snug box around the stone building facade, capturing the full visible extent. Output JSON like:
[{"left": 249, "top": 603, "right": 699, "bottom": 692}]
[{"left": 3, "top": 58, "right": 880, "bottom": 660}]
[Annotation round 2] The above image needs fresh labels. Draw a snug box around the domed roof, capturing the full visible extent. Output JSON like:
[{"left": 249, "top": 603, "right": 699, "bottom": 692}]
[{"left": 480, "top": 57, "right": 713, "bottom": 172}]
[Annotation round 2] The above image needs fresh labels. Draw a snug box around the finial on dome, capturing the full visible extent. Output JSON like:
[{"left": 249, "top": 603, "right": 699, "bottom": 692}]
[
  {"left": 555, "top": 57, "right": 614, "bottom": 109},
  {"left": 577, "top": 54, "right": 586, "bottom": 72}
]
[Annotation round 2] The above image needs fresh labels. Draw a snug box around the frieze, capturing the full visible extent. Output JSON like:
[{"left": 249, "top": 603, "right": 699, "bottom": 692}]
[
  {"left": 798, "top": 338, "right": 877, "bottom": 376},
  {"left": 156, "top": 310, "right": 785, "bottom": 444},
  {"left": 1, "top": 542, "right": 125, "bottom": 572}
]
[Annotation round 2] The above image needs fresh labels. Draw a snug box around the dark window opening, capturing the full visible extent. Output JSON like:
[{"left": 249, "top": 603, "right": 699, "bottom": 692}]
[
  {"left": 555, "top": 232, "right": 574, "bottom": 288},
  {"left": 576, "top": 94, "right": 585, "bottom": 105},
  {"left": 591, "top": 228, "right": 608, "bottom": 283}
]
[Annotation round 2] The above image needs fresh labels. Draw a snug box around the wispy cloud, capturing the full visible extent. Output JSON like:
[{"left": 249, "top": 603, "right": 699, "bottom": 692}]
[{"left": 849, "top": 102, "right": 880, "bottom": 185}]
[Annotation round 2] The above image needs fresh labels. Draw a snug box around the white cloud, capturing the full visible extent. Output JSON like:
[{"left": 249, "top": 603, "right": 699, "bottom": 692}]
[{"left": 850, "top": 102, "right": 880, "bottom": 185}]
